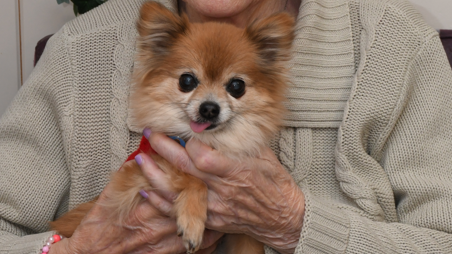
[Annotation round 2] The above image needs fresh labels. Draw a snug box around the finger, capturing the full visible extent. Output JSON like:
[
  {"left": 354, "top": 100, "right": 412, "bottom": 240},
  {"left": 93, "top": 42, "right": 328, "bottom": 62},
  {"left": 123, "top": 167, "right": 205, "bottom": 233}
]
[
  {"left": 187, "top": 139, "right": 282, "bottom": 177},
  {"left": 200, "top": 229, "right": 224, "bottom": 249},
  {"left": 127, "top": 201, "right": 177, "bottom": 235},
  {"left": 140, "top": 190, "right": 173, "bottom": 216},
  {"left": 129, "top": 231, "right": 187, "bottom": 254},
  {"left": 120, "top": 206, "right": 180, "bottom": 253},
  {"left": 148, "top": 131, "right": 210, "bottom": 180},
  {"left": 185, "top": 138, "right": 232, "bottom": 177},
  {"left": 127, "top": 199, "right": 167, "bottom": 225},
  {"left": 135, "top": 153, "right": 178, "bottom": 201},
  {"left": 186, "top": 138, "right": 268, "bottom": 178},
  {"left": 196, "top": 240, "right": 220, "bottom": 254}
]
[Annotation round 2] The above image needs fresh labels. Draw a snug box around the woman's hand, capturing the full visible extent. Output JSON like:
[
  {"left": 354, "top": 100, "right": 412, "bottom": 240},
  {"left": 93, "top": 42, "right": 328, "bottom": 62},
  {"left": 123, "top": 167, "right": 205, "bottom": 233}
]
[
  {"left": 146, "top": 131, "right": 305, "bottom": 254},
  {"left": 49, "top": 159, "right": 223, "bottom": 254}
]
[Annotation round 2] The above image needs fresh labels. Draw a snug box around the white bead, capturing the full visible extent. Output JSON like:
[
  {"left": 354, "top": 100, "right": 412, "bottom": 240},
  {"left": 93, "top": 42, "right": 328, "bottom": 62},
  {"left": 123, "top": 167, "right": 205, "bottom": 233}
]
[{"left": 48, "top": 236, "right": 55, "bottom": 244}]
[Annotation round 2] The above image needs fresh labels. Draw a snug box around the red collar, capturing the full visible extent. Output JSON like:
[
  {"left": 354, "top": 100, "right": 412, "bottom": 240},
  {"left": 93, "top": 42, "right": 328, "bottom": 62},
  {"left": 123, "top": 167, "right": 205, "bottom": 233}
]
[{"left": 125, "top": 136, "right": 156, "bottom": 162}]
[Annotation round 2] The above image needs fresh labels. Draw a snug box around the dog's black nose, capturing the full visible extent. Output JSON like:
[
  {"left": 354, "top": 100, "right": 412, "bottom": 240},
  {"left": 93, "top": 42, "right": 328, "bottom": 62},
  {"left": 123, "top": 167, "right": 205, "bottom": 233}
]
[{"left": 199, "top": 101, "right": 220, "bottom": 120}]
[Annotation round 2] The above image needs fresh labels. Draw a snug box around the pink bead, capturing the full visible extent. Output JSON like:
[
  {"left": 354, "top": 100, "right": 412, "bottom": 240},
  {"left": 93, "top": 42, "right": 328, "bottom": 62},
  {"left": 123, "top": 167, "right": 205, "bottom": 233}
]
[
  {"left": 42, "top": 246, "right": 49, "bottom": 252},
  {"left": 41, "top": 252, "right": 46, "bottom": 254},
  {"left": 53, "top": 234, "right": 61, "bottom": 242}
]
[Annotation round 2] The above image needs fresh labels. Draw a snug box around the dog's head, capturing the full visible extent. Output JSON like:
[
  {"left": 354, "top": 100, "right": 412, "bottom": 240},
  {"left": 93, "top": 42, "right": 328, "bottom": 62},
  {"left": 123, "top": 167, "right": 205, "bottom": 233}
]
[{"left": 130, "top": 1, "right": 294, "bottom": 157}]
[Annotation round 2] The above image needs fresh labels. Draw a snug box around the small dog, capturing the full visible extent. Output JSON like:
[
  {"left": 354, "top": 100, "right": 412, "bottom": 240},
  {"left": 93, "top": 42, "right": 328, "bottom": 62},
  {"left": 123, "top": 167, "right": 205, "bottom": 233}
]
[{"left": 51, "top": 2, "right": 294, "bottom": 253}]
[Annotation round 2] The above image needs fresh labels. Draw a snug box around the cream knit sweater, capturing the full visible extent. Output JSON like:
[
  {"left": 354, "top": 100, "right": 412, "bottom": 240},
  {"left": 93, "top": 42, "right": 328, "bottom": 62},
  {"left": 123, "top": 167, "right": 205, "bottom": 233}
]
[{"left": 1, "top": 0, "right": 452, "bottom": 253}]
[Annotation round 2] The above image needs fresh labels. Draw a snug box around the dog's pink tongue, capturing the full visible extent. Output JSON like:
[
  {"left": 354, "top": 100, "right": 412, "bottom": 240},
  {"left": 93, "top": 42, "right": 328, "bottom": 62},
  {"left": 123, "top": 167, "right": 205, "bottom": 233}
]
[{"left": 190, "top": 121, "right": 211, "bottom": 133}]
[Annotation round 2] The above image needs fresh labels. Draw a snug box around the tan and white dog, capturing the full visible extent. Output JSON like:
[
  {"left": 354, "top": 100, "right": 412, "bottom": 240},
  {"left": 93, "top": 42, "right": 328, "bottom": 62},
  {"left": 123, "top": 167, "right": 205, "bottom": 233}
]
[{"left": 51, "top": 2, "right": 294, "bottom": 253}]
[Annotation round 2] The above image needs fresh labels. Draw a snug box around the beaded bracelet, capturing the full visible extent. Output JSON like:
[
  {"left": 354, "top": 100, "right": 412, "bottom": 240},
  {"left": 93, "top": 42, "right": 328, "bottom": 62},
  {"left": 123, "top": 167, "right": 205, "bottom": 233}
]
[{"left": 41, "top": 234, "right": 64, "bottom": 254}]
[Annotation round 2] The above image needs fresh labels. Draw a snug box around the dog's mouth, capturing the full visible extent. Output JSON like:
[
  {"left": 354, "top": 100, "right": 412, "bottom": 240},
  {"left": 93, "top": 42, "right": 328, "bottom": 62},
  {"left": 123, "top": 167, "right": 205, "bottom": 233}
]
[
  {"left": 205, "top": 124, "right": 217, "bottom": 130},
  {"left": 190, "top": 120, "right": 218, "bottom": 133}
]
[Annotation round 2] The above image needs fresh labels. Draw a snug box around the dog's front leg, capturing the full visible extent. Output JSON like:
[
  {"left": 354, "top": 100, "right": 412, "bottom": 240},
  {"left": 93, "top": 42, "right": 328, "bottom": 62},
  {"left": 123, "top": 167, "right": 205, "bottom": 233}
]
[{"left": 171, "top": 173, "right": 208, "bottom": 253}]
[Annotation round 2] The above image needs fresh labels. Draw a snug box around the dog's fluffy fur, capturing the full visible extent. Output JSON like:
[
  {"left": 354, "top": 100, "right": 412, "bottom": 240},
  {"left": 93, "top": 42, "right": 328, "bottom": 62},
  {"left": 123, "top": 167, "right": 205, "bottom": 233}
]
[{"left": 50, "top": 2, "right": 294, "bottom": 253}]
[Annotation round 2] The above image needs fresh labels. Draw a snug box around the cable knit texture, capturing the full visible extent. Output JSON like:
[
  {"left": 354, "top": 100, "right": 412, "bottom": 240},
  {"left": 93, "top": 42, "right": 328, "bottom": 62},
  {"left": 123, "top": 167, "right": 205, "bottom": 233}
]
[{"left": 1, "top": 0, "right": 452, "bottom": 253}]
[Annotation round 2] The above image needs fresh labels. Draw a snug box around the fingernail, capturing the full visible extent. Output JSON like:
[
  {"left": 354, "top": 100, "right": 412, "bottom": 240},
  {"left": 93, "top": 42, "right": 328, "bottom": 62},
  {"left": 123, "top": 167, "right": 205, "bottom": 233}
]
[
  {"left": 139, "top": 190, "right": 149, "bottom": 199},
  {"left": 143, "top": 128, "right": 151, "bottom": 140},
  {"left": 135, "top": 154, "right": 143, "bottom": 166}
]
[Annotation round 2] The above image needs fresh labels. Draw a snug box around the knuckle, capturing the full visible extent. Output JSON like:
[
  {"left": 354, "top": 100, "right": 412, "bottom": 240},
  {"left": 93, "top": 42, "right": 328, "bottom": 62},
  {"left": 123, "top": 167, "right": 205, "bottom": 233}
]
[
  {"left": 217, "top": 185, "right": 235, "bottom": 199},
  {"left": 130, "top": 207, "right": 147, "bottom": 225},
  {"left": 193, "top": 152, "right": 214, "bottom": 171},
  {"left": 167, "top": 192, "right": 179, "bottom": 202},
  {"left": 206, "top": 212, "right": 227, "bottom": 230},
  {"left": 140, "top": 227, "right": 161, "bottom": 246},
  {"left": 174, "top": 153, "right": 192, "bottom": 172},
  {"left": 153, "top": 198, "right": 170, "bottom": 215},
  {"left": 146, "top": 233, "right": 160, "bottom": 246}
]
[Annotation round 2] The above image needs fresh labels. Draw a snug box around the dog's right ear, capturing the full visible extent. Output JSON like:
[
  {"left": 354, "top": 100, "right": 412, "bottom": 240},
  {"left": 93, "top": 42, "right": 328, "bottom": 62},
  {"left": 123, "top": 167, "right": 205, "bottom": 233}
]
[
  {"left": 246, "top": 12, "right": 295, "bottom": 66},
  {"left": 137, "top": 1, "right": 188, "bottom": 56}
]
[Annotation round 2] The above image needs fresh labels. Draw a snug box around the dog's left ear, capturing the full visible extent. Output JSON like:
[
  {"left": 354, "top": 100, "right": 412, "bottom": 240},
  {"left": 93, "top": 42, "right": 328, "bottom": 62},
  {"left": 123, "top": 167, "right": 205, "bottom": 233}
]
[
  {"left": 137, "top": 1, "right": 188, "bottom": 56},
  {"left": 246, "top": 13, "right": 295, "bottom": 65}
]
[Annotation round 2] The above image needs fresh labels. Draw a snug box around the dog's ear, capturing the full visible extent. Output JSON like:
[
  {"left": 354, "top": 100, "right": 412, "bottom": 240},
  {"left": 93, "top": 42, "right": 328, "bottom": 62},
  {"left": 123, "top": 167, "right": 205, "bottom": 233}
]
[
  {"left": 137, "top": 1, "right": 188, "bottom": 56},
  {"left": 246, "top": 13, "right": 295, "bottom": 65}
]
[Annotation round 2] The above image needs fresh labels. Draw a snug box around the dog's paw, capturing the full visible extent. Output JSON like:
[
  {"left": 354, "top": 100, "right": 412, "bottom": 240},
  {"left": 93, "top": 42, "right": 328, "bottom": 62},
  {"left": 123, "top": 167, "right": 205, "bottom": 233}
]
[{"left": 177, "top": 215, "right": 205, "bottom": 253}]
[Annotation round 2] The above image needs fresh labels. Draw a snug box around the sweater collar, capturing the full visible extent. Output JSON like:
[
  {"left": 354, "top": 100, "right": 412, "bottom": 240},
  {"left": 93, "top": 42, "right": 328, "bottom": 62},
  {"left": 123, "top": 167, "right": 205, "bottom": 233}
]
[{"left": 285, "top": 0, "right": 354, "bottom": 128}]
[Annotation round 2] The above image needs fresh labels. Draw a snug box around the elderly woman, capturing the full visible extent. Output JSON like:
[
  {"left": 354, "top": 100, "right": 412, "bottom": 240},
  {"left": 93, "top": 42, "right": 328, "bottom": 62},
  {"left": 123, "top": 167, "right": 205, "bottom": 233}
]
[{"left": 1, "top": 0, "right": 452, "bottom": 253}]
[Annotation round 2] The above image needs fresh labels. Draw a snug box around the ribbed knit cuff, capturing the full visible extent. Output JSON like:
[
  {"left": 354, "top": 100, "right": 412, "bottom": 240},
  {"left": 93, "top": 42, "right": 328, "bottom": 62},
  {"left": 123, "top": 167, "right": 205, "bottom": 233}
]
[
  {"left": 0, "top": 231, "right": 56, "bottom": 254},
  {"left": 294, "top": 194, "right": 350, "bottom": 254},
  {"left": 263, "top": 193, "right": 350, "bottom": 254}
]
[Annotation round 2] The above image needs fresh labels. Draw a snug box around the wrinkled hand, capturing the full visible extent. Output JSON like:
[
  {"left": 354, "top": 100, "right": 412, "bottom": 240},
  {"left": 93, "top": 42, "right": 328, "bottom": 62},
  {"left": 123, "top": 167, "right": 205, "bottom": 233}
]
[
  {"left": 147, "top": 131, "right": 305, "bottom": 254},
  {"left": 50, "top": 159, "right": 222, "bottom": 254}
]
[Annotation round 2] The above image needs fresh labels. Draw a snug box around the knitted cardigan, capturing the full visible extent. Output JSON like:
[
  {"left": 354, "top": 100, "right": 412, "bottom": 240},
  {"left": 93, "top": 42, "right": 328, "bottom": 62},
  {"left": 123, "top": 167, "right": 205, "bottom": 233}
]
[{"left": 1, "top": 0, "right": 452, "bottom": 253}]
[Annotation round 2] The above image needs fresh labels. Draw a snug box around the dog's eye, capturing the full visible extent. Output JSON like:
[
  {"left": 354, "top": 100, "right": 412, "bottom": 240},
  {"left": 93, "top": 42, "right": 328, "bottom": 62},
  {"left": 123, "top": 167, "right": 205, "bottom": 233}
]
[
  {"left": 179, "top": 73, "right": 198, "bottom": 92},
  {"left": 226, "top": 79, "right": 246, "bottom": 98}
]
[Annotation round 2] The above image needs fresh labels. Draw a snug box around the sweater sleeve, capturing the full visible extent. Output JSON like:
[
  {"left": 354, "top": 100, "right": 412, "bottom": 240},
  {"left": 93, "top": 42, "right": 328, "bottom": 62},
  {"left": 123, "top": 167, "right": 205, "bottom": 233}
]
[
  {"left": 289, "top": 35, "right": 452, "bottom": 253},
  {"left": 0, "top": 27, "right": 72, "bottom": 254}
]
